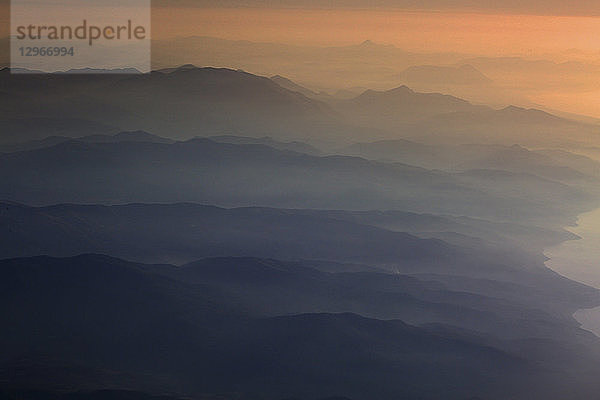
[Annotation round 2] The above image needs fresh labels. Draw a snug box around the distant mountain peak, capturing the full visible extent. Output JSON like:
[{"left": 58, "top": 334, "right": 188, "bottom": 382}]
[
  {"left": 353, "top": 39, "right": 395, "bottom": 49},
  {"left": 388, "top": 85, "right": 414, "bottom": 94},
  {"left": 357, "top": 85, "right": 414, "bottom": 99},
  {"left": 499, "top": 105, "right": 560, "bottom": 119},
  {"left": 270, "top": 74, "right": 318, "bottom": 97},
  {"left": 502, "top": 105, "right": 527, "bottom": 112},
  {"left": 176, "top": 64, "right": 199, "bottom": 70},
  {"left": 155, "top": 64, "right": 205, "bottom": 75},
  {"left": 61, "top": 67, "right": 142, "bottom": 74}
]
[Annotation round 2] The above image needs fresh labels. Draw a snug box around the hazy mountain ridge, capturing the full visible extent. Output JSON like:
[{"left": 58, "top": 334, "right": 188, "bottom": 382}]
[
  {"left": 207, "top": 134, "right": 321, "bottom": 155},
  {"left": 0, "top": 131, "right": 173, "bottom": 153},
  {"left": 263, "top": 73, "right": 600, "bottom": 148},
  {"left": 3, "top": 254, "right": 600, "bottom": 400},
  {"left": 0, "top": 137, "right": 594, "bottom": 225},
  {"left": 405, "top": 105, "right": 600, "bottom": 147},
  {"left": 148, "top": 36, "right": 600, "bottom": 117},
  {"left": 0, "top": 390, "right": 190, "bottom": 400},
  {"left": 9, "top": 33, "right": 597, "bottom": 114},
  {"left": 3, "top": 66, "right": 598, "bottom": 148},
  {"left": 3, "top": 53, "right": 600, "bottom": 400},
  {"left": 0, "top": 256, "right": 519, "bottom": 398},
  {"left": 0, "top": 66, "right": 347, "bottom": 141},
  {"left": 0, "top": 118, "right": 120, "bottom": 145},
  {"left": 1, "top": 201, "right": 597, "bottom": 316},
  {"left": 333, "top": 84, "right": 487, "bottom": 125},
  {"left": 0, "top": 201, "right": 464, "bottom": 266},
  {"left": 339, "top": 139, "right": 600, "bottom": 184},
  {"left": 270, "top": 74, "right": 321, "bottom": 97}
]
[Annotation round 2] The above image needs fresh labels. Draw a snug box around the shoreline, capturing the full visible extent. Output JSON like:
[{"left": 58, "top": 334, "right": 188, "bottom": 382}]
[
  {"left": 573, "top": 307, "right": 600, "bottom": 337},
  {"left": 544, "top": 207, "right": 600, "bottom": 337}
]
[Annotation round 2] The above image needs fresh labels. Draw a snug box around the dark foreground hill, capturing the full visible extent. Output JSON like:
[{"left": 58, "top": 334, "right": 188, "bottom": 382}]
[
  {"left": 1, "top": 201, "right": 597, "bottom": 318},
  {"left": 0, "top": 390, "right": 188, "bottom": 400},
  {"left": 3, "top": 254, "right": 600, "bottom": 400}
]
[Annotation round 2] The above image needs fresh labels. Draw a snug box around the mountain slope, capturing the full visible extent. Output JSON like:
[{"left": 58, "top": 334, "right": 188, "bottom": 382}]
[
  {"left": 1, "top": 254, "right": 561, "bottom": 400},
  {"left": 0, "top": 118, "right": 119, "bottom": 145},
  {"left": 409, "top": 105, "right": 600, "bottom": 147},
  {"left": 3, "top": 66, "right": 598, "bottom": 148},
  {"left": 173, "top": 257, "right": 585, "bottom": 340},
  {"left": 1, "top": 201, "right": 598, "bottom": 319},
  {"left": 339, "top": 140, "right": 597, "bottom": 183},
  {"left": 0, "top": 67, "right": 348, "bottom": 141},
  {"left": 0, "top": 138, "right": 592, "bottom": 223},
  {"left": 334, "top": 85, "right": 488, "bottom": 125},
  {"left": 0, "top": 201, "right": 460, "bottom": 266},
  {"left": 207, "top": 134, "right": 321, "bottom": 155},
  {"left": 270, "top": 74, "right": 320, "bottom": 97},
  {"left": 0, "top": 131, "right": 173, "bottom": 153}
]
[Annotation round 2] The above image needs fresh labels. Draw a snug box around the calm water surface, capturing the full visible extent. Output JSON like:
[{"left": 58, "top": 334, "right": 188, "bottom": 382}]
[{"left": 545, "top": 207, "right": 600, "bottom": 337}]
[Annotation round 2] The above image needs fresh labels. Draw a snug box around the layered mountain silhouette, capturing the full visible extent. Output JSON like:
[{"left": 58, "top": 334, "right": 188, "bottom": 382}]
[
  {"left": 339, "top": 139, "right": 600, "bottom": 184},
  {"left": 271, "top": 74, "right": 321, "bottom": 97},
  {"left": 3, "top": 57, "right": 600, "bottom": 400},
  {"left": 333, "top": 85, "right": 486, "bottom": 124},
  {"left": 0, "top": 138, "right": 594, "bottom": 224},
  {"left": 147, "top": 37, "right": 600, "bottom": 118},
  {"left": 406, "top": 105, "right": 597, "bottom": 147},
  {"left": 0, "top": 131, "right": 173, "bottom": 153},
  {"left": 0, "top": 66, "right": 345, "bottom": 141},
  {"left": 1, "top": 201, "right": 597, "bottom": 318},
  {"left": 2, "top": 66, "right": 598, "bottom": 147},
  {"left": 3, "top": 254, "right": 600, "bottom": 400},
  {"left": 207, "top": 134, "right": 321, "bottom": 155},
  {"left": 0, "top": 117, "right": 119, "bottom": 145},
  {"left": 332, "top": 87, "right": 598, "bottom": 147}
]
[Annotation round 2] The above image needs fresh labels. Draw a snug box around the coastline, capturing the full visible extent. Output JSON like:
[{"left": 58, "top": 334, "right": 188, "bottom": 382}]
[{"left": 545, "top": 207, "right": 600, "bottom": 337}]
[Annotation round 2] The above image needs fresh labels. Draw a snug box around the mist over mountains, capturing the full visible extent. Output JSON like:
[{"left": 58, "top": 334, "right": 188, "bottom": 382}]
[
  {"left": 147, "top": 36, "right": 600, "bottom": 115},
  {"left": 398, "top": 64, "right": 493, "bottom": 86},
  {"left": 2, "top": 65, "right": 600, "bottom": 149},
  {"left": 3, "top": 61, "right": 600, "bottom": 400},
  {"left": 0, "top": 137, "right": 596, "bottom": 225}
]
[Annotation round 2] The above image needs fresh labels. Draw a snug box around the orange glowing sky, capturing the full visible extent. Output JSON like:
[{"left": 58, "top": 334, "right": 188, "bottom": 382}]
[
  {"left": 150, "top": 7, "right": 600, "bottom": 57},
  {"left": 1, "top": 4, "right": 599, "bottom": 57}
]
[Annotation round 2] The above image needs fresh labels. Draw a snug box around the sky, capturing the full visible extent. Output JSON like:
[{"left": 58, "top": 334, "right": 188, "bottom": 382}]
[
  {"left": 3, "top": 0, "right": 600, "bottom": 15},
  {"left": 2, "top": 1, "right": 600, "bottom": 56},
  {"left": 150, "top": 7, "right": 600, "bottom": 56},
  {"left": 153, "top": 0, "right": 600, "bottom": 16}
]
